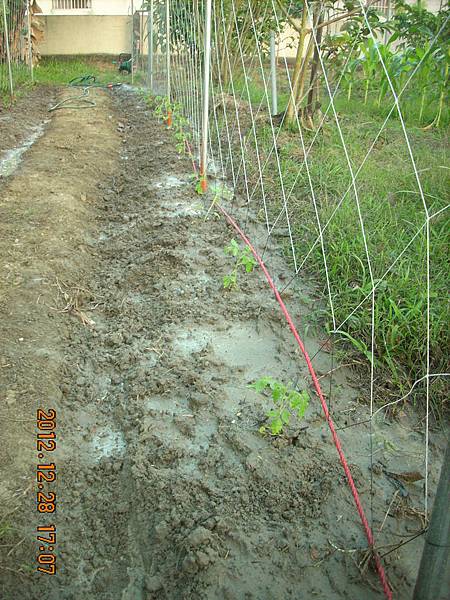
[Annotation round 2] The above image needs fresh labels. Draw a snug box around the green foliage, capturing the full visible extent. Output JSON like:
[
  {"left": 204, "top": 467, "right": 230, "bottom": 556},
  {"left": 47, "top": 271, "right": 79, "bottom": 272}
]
[
  {"left": 226, "top": 69, "right": 448, "bottom": 406},
  {"left": 323, "top": 5, "right": 388, "bottom": 60},
  {"left": 148, "top": 95, "right": 196, "bottom": 170},
  {"left": 142, "top": 0, "right": 202, "bottom": 53},
  {"left": 337, "top": 35, "right": 449, "bottom": 127},
  {"left": 390, "top": 0, "right": 450, "bottom": 50},
  {"left": 323, "top": 1, "right": 449, "bottom": 128},
  {"left": 152, "top": 94, "right": 171, "bottom": 121},
  {"left": 0, "top": 0, "right": 25, "bottom": 34},
  {"left": 223, "top": 239, "right": 257, "bottom": 290},
  {"left": 286, "top": 111, "right": 449, "bottom": 396},
  {"left": 250, "top": 377, "right": 309, "bottom": 436}
]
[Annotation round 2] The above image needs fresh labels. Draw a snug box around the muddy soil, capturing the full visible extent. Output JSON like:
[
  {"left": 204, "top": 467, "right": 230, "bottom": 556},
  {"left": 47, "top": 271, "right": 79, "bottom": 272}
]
[
  {"left": 0, "top": 86, "right": 55, "bottom": 172},
  {"left": 0, "top": 86, "right": 446, "bottom": 600}
]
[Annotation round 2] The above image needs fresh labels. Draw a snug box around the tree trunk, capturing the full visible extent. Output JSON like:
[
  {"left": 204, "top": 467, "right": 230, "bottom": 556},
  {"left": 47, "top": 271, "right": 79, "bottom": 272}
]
[
  {"left": 304, "top": 4, "right": 324, "bottom": 129},
  {"left": 286, "top": 9, "right": 308, "bottom": 126}
]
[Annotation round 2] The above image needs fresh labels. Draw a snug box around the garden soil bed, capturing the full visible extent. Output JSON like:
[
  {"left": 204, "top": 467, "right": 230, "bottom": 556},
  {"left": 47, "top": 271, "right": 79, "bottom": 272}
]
[{"left": 0, "top": 85, "right": 446, "bottom": 599}]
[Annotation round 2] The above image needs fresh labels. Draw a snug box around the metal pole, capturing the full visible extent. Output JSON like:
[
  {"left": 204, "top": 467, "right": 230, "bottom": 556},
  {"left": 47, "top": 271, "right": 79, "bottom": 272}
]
[
  {"left": 200, "top": 0, "right": 212, "bottom": 192},
  {"left": 131, "top": 0, "right": 134, "bottom": 84},
  {"left": 27, "top": 0, "right": 34, "bottom": 82},
  {"left": 2, "top": 0, "right": 14, "bottom": 98},
  {"left": 413, "top": 440, "right": 450, "bottom": 600},
  {"left": 147, "top": 0, "right": 154, "bottom": 90},
  {"left": 165, "top": 0, "right": 170, "bottom": 103},
  {"left": 270, "top": 30, "right": 278, "bottom": 116}
]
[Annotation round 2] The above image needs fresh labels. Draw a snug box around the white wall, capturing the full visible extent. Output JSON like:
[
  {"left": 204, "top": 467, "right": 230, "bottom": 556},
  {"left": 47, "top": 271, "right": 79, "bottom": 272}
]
[
  {"left": 37, "top": 0, "right": 145, "bottom": 16},
  {"left": 38, "top": 15, "right": 133, "bottom": 54}
]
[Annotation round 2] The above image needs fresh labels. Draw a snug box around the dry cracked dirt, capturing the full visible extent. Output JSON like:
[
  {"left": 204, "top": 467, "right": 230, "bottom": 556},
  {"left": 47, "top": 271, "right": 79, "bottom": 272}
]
[{"left": 0, "top": 85, "right": 446, "bottom": 600}]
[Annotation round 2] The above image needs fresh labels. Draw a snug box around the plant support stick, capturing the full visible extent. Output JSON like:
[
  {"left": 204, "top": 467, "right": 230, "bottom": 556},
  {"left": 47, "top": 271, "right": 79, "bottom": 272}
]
[
  {"left": 200, "top": 0, "right": 212, "bottom": 192},
  {"left": 270, "top": 30, "right": 278, "bottom": 116},
  {"left": 166, "top": 0, "right": 171, "bottom": 126},
  {"left": 2, "top": 0, "right": 14, "bottom": 98},
  {"left": 27, "top": 0, "right": 34, "bottom": 82},
  {"left": 147, "top": 0, "right": 154, "bottom": 90}
]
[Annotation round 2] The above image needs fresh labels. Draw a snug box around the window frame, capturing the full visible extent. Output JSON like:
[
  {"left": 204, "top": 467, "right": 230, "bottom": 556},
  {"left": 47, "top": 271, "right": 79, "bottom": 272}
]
[{"left": 52, "top": 0, "right": 93, "bottom": 10}]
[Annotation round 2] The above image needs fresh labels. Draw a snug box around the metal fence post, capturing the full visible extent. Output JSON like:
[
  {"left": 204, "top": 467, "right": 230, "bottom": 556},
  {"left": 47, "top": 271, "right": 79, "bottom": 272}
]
[
  {"left": 413, "top": 440, "right": 450, "bottom": 600},
  {"left": 147, "top": 0, "right": 154, "bottom": 90},
  {"left": 270, "top": 30, "right": 278, "bottom": 116},
  {"left": 27, "top": 0, "right": 34, "bottom": 82},
  {"left": 200, "top": 0, "right": 212, "bottom": 192},
  {"left": 165, "top": 0, "right": 171, "bottom": 125},
  {"left": 2, "top": 0, "right": 14, "bottom": 98},
  {"left": 130, "top": 0, "right": 135, "bottom": 84}
]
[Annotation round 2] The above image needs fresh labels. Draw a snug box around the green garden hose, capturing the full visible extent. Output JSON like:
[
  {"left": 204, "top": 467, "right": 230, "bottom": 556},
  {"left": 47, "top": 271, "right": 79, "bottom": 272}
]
[{"left": 48, "top": 75, "right": 122, "bottom": 112}]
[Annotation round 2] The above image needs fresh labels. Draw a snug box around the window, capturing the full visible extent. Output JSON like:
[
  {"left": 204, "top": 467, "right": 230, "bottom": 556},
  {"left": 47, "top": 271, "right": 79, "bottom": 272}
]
[
  {"left": 372, "top": 0, "right": 392, "bottom": 17},
  {"left": 52, "top": 0, "right": 92, "bottom": 9}
]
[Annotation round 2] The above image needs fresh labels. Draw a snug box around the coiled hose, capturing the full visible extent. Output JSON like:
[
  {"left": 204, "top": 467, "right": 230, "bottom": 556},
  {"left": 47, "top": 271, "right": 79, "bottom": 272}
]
[{"left": 48, "top": 75, "right": 122, "bottom": 112}]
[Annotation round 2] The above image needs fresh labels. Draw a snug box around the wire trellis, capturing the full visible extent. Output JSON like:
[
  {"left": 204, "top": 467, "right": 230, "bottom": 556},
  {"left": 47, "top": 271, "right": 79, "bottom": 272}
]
[{"left": 141, "top": 1, "right": 449, "bottom": 597}]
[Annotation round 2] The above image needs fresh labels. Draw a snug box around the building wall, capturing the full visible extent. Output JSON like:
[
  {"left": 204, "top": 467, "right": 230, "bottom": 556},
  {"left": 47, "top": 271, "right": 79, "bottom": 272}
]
[
  {"left": 37, "top": 0, "right": 145, "bottom": 16},
  {"left": 37, "top": 0, "right": 443, "bottom": 58},
  {"left": 38, "top": 15, "right": 132, "bottom": 55}
]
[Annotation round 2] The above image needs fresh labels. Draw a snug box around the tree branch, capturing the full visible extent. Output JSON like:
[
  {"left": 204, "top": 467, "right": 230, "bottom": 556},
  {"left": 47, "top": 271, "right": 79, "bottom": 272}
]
[
  {"left": 307, "top": 0, "right": 379, "bottom": 33},
  {"left": 275, "top": 0, "right": 379, "bottom": 36},
  {"left": 275, "top": 0, "right": 304, "bottom": 35}
]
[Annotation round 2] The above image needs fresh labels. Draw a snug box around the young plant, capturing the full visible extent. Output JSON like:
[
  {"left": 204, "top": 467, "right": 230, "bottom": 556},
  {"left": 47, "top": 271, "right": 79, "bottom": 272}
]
[
  {"left": 342, "top": 56, "right": 361, "bottom": 102},
  {"left": 204, "top": 183, "right": 234, "bottom": 220},
  {"left": 359, "top": 38, "right": 380, "bottom": 104},
  {"left": 153, "top": 95, "right": 171, "bottom": 122},
  {"left": 250, "top": 377, "right": 309, "bottom": 437},
  {"left": 223, "top": 239, "right": 257, "bottom": 290},
  {"left": 195, "top": 176, "right": 207, "bottom": 195}
]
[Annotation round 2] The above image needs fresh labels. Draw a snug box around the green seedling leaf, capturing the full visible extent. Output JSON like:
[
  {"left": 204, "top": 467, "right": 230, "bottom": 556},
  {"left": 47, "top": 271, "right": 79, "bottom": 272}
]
[
  {"left": 293, "top": 391, "right": 309, "bottom": 420},
  {"left": 241, "top": 253, "right": 257, "bottom": 273},
  {"left": 224, "top": 239, "right": 240, "bottom": 257},
  {"left": 223, "top": 240, "right": 257, "bottom": 291},
  {"left": 281, "top": 409, "right": 291, "bottom": 424},
  {"left": 249, "top": 376, "right": 276, "bottom": 393},
  {"left": 223, "top": 274, "right": 237, "bottom": 290},
  {"left": 270, "top": 417, "right": 284, "bottom": 436},
  {"left": 272, "top": 383, "right": 284, "bottom": 402},
  {"left": 252, "top": 377, "right": 309, "bottom": 437}
]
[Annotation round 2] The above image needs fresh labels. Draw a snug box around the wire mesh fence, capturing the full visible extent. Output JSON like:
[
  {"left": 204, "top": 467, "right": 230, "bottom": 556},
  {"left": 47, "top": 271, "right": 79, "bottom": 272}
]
[
  {"left": 140, "top": 1, "right": 449, "bottom": 596},
  {"left": 0, "top": 0, "right": 33, "bottom": 108}
]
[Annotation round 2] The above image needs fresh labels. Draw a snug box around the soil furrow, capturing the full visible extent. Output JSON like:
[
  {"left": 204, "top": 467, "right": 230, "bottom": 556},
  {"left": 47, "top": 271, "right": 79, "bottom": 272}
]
[{"left": 1, "top": 86, "right": 444, "bottom": 600}]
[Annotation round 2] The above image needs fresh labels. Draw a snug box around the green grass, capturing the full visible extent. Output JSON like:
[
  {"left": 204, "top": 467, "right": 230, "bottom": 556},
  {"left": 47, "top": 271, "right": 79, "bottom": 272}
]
[
  {"left": 218, "top": 68, "right": 449, "bottom": 410},
  {"left": 2, "top": 56, "right": 448, "bottom": 410},
  {"left": 232, "top": 72, "right": 291, "bottom": 110},
  {"left": 333, "top": 84, "right": 449, "bottom": 130},
  {"left": 1, "top": 63, "right": 33, "bottom": 107},
  {"left": 1, "top": 56, "right": 137, "bottom": 107},
  {"left": 0, "top": 519, "right": 15, "bottom": 544},
  {"left": 34, "top": 56, "right": 129, "bottom": 86},
  {"left": 293, "top": 117, "right": 449, "bottom": 390}
]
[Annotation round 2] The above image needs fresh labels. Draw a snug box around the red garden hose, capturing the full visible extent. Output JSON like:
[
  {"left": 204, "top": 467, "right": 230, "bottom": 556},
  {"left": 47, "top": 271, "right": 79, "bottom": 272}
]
[{"left": 217, "top": 204, "right": 393, "bottom": 600}]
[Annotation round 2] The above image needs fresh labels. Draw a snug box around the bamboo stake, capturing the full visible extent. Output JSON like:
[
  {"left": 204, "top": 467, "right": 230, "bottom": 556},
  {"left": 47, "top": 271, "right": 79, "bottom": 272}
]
[
  {"left": 200, "top": 0, "right": 213, "bottom": 191},
  {"left": 2, "top": 0, "right": 14, "bottom": 98}
]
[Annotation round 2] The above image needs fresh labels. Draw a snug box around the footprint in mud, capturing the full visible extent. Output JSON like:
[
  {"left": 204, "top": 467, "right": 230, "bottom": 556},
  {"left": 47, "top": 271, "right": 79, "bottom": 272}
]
[{"left": 91, "top": 427, "right": 127, "bottom": 460}]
